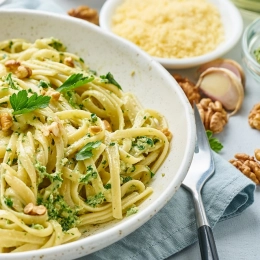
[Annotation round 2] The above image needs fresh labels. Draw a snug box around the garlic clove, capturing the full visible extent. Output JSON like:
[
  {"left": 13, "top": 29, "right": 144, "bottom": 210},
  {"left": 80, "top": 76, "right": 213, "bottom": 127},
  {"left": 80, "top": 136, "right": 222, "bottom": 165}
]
[
  {"left": 197, "top": 59, "right": 245, "bottom": 87},
  {"left": 196, "top": 67, "right": 244, "bottom": 116}
]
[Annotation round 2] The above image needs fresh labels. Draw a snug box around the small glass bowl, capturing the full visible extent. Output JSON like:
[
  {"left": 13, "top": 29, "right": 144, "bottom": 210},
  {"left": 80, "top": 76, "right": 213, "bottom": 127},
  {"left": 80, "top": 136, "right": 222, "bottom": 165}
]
[{"left": 242, "top": 18, "right": 260, "bottom": 82}]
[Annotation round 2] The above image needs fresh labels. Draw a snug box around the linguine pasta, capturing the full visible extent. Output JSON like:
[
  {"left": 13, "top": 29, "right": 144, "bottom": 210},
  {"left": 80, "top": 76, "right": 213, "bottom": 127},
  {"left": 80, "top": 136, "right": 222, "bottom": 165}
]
[{"left": 0, "top": 38, "right": 171, "bottom": 253}]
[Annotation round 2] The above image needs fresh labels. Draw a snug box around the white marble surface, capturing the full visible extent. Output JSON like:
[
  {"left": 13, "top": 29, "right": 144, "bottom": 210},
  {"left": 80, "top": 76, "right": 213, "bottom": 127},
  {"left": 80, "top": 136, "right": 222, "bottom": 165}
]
[{"left": 53, "top": 2, "right": 260, "bottom": 259}]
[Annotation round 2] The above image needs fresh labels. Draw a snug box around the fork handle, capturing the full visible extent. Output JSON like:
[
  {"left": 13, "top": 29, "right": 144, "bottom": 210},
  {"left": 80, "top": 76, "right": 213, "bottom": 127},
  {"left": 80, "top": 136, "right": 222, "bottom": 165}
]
[
  {"left": 192, "top": 191, "right": 219, "bottom": 260},
  {"left": 198, "top": 225, "right": 219, "bottom": 260}
]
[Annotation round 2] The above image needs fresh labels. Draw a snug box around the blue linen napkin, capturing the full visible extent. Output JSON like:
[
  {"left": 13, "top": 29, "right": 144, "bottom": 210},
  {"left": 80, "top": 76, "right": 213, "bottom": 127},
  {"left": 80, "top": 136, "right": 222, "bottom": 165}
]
[
  {"left": 85, "top": 152, "right": 255, "bottom": 260},
  {"left": 0, "top": 1, "right": 256, "bottom": 259}
]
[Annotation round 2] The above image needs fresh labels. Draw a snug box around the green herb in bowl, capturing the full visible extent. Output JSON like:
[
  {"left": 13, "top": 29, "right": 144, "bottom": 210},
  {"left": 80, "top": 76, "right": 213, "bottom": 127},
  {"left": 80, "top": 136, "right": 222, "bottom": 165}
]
[{"left": 254, "top": 47, "right": 260, "bottom": 63}]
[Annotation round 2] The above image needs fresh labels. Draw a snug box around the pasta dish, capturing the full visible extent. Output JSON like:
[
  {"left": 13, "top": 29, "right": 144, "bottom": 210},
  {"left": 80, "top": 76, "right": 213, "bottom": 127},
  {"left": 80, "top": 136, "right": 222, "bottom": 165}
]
[{"left": 0, "top": 38, "right": 171, "bottom": 252}]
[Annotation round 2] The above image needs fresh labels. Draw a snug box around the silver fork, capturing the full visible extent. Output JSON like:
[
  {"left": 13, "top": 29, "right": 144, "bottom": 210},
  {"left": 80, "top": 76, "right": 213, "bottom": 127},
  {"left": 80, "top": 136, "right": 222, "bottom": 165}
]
[{"left": 182, "top": 104, "right": 219, "bottom": 260}]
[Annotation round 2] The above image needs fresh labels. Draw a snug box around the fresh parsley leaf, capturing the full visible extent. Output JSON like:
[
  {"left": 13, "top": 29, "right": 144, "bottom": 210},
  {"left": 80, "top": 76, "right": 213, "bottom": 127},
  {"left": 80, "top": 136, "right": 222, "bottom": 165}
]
[
  {"left": 76, "top": 141, "right": 102, "bottom": 161},
  {"left": 56, "top": 73, "right": 94, "bottom": 93},
  {"left": 6, "top": 73, "right": 19, "bottom": 90},
  {"left": 10, "top": 90, "right": 51, "bottom": 115},
  {"left": 206, "top": 130, "right": 223, "bottom": 153},
  {"left": 100, "top": 72, "right": 122, "bottom": 90}
]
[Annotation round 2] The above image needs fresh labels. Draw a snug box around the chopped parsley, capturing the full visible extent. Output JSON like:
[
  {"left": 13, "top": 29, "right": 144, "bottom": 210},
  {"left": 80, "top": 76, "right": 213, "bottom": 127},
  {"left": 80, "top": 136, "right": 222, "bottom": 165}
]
[
  {"left": 35, "top": 162, "right": 63, "bottom": 186},
  {"left": 86, "top": 192, "right": 105, "bottom": 207},
  {"left": 30, "top": 224, "right": 44, "bottom": 230},
  {"left": 100, "top": 72, "right": 122, "bottom": 90},
  {"left": 38, "top": 80, "right": 50, "bottom": 89},
  {"left": 79, "top": 165, "right": 98, "bottom": 184},
  {"left": 254, "top": 46, "right": 260, "bottom": 63},
  {"left": 38, "top": 194, "right": 78, "bottom": 231},
  {"left": 90, "top": 113, "right": 98, "bottom": 123},
  {"left": 9, "top": 41, "right": 13, "bottom": 49},
  {"left": 4, "top": 197, "right": 13, "bottom": 208},
  {"left": 104, "top": 183, "right": 111, "bottom": 189},
  {"left": 48, "top": 39, "right": 66, "bottom": 52},
  {"left": 64, "top": 91, "right": 80, "bottom": 108},
  {"left": 10, "top": 90, "right": 51, "bottom": 115},
  {"left": 147, "top": 166, "right": 155, "bottom": 178},
  {"left": 126, "top": 206, "right": 138, "bottom": 217},
  {"left": 122, "top": 176, "right": 132, "bottom": 183},
  {"left": 131, "top": 136, "right": 154, "bottom": 154},
  {"left": 6, "top": 73, "right": 19, "bottom": 90}
]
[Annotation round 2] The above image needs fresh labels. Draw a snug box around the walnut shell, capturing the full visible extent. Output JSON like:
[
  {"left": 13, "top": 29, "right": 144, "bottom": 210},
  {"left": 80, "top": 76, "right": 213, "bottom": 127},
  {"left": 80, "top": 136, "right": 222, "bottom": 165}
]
[
  {"left": 248, "top": 103, "right": 260, "bottom": 130},
  {"left": 196, "top": 98, "right": 228, "bottom": 134},
  {"left": 230, "top": 153, "right": 260, "bottom": 184},
  {"left": 172, "top": 74, "right": 200, "bottom": 105},
  {"left": 68, "top": 5, "right": 99, "bottom": 25}
]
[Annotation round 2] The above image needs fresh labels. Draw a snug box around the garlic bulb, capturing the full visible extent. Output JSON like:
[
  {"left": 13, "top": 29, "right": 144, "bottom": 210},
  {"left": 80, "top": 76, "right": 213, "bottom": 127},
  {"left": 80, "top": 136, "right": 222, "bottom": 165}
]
[
  {"left": 196, "top": 67, "right": 244, "bottom": 116},
  {"left": 197, "top": 59, "right": 245, "bottom": 88}
]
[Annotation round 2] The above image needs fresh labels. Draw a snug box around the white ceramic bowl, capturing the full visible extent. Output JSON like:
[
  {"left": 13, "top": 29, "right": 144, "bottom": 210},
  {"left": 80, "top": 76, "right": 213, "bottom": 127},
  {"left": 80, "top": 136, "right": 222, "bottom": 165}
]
[
  {"left": 99, "top": 0, "right": 243, "bottom": 69},
  {"left": 0, "top": 10, "right": 195, "bottom": 260}
]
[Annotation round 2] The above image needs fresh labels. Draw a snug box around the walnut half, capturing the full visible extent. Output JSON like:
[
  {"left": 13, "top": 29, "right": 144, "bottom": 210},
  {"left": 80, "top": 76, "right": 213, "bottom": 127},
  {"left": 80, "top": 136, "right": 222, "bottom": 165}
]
[{"left": 196, "top": 98, "right": 228, "bottom": 133}]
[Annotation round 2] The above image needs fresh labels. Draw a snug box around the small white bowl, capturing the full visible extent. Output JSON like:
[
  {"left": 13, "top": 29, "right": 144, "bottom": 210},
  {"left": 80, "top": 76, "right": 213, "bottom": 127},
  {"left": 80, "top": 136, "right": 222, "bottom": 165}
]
[{"left": 99, "top": 0, "right": 243, "bottom": 69}]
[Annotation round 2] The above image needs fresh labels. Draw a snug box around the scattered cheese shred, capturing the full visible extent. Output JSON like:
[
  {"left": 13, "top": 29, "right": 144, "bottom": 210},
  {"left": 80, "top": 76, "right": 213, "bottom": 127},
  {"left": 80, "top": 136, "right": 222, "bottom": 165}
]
[{"left": 112, "top": 0, "right": 225, "bottom": 59}]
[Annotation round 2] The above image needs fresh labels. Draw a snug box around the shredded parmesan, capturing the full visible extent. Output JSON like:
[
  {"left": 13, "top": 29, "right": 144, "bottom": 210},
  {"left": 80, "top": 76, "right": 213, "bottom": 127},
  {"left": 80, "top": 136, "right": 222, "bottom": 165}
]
[{"left": 112, "top": 0, "right": 225, "bottom": 59}]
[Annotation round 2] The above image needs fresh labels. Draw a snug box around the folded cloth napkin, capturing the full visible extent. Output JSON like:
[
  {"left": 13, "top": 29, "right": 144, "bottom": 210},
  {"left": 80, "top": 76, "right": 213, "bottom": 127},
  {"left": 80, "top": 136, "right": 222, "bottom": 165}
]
[
  {"left": 84, "top": 152, "right": 255, "bottom": 260},
  {"left": 0, "top": 1, "right": 256, "bottom": 260}
]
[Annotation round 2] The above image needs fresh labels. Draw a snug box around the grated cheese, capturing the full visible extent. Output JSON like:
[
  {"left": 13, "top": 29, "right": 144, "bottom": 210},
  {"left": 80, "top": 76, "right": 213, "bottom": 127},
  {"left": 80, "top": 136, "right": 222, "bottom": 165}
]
[{"left": 111, "top": 0, "right": 225, "bottom": 59}]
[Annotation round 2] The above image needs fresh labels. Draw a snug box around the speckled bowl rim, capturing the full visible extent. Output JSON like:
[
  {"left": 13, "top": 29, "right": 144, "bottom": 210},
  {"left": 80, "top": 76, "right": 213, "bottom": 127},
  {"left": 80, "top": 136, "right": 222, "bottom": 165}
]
[{"left": 0, "top": 9, "right": 195, "bottom": 260}]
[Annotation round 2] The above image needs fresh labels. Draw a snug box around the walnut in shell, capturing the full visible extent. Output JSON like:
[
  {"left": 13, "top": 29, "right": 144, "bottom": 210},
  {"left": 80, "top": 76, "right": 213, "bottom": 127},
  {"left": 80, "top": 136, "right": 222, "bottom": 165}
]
[
  {"left": 196, "top": 98, "right": 228, "bottom": 134},
  {"left": 172, "top": 74, "right": 200, "bottom": 105},
  {"left": 248, "top": 103, "right": 260, "bottom": 130},
  {"left": 229, "top": 153, "right": 260, "bottom": 184},
  {"left": 68, "top": 5, "right": 99, "bottom": 25}
]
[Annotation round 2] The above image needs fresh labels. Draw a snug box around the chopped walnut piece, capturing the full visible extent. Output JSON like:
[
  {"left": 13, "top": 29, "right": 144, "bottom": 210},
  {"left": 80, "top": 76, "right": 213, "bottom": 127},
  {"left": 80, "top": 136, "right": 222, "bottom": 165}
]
[
  {"left": 64, "top": 57, "right": 74, "bottom": 68},
  {"left": 103, "top": 120, "right": 112, "bottom": 132},
  {"left": 229, "top": 153, "right": 260, "bottom": 184},
  {"left": 196, "top": 98, "right": 228, "bottom": 133},
  {"left": 4, "top": 60, "right": 21, "bottom": 70},
  {"left": 89, "top": 125, "right": 102, "bottom": 134},
  {"left": 68, "top": 5, "right": 99, "bottom": 25},
  {"left": 24, "top": 203, "right": 46, "bottom": 215},
  {"left": 0, "top": 112, "right": 13, "bottom": 131},
  {"left": 161, "top": 128, "right": 172, "bottom": 142},
  {"left": 172, "top": 74, "right": 200, "bottom": 105},
  {"left": 248, "top": 103, "right": 260, "bottom": 130},
  {"left": 42, "top": 89, "right": 60, "bottom": 101},
  {"left": 15, "top": 65, "right": 32, "bottom": 79},
  {"left": 42, "top": 122, "right": 60, "bottom": 137},
  {"left": 51, "top": 92, "right": 60, "bottom": 101}
]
